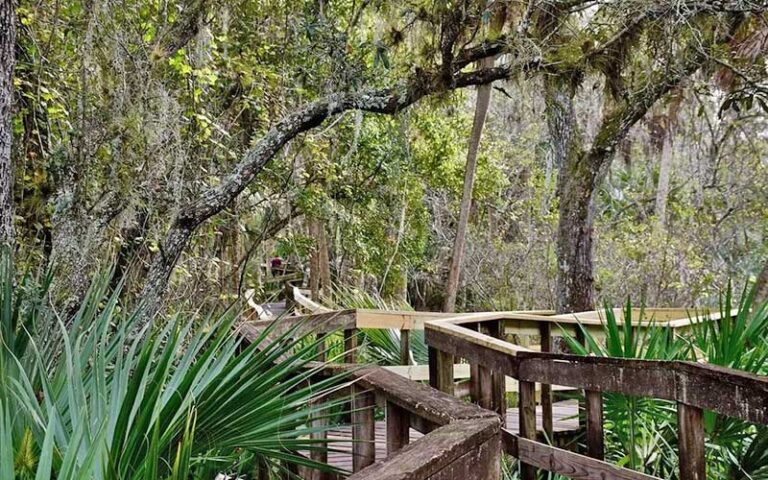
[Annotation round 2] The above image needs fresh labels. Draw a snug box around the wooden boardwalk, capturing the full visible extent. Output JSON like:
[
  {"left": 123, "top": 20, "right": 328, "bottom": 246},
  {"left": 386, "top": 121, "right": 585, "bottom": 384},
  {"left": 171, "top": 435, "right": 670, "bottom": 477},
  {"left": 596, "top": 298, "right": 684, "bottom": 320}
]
[{"left": 321, "top": 400, "right": 579, "bottom": 471}]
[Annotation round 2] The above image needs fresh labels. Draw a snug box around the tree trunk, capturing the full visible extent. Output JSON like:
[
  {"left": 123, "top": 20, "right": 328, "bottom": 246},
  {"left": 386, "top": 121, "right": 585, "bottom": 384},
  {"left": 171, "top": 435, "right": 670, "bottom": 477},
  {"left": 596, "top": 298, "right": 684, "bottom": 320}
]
[
  {"left": 443, "top": 58, "right": 494, "bottom": 313},
  {"left": 652, "top": 94, "right": 682, "bottom": 231},
  {"left": 544, "top": 76, "right": 600, "bottom": 314},
  {"left": 0, "top": 0, "right": 16, "bottom": 247},
  {"left": 309, "top": 219, "right": 321, "bottom": 301},
  {"left": 318, "top": 222, "right": 331, "bottom": 300},
  {"left": 654, "top": 127, "right": 673, "bottom": 230},
  {"left": 555, "top": 153, "right": 600, "bottom": 314},
  {"left": 138, "top": 222, "right": 194, "bottom": 319}
]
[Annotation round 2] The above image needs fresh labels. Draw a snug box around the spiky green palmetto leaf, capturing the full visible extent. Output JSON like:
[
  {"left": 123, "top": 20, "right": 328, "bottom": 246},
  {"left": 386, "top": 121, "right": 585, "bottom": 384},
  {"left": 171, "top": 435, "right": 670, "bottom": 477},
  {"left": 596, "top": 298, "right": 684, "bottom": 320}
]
[
  {"left": 0, "top": 250, "right": 351, "bottom": 479},
  {"left": 331, "top": 283, "right": 428, "bottom": 364},
  {"left": 561, "top": 291, "right": 768, "bottom": 479}
]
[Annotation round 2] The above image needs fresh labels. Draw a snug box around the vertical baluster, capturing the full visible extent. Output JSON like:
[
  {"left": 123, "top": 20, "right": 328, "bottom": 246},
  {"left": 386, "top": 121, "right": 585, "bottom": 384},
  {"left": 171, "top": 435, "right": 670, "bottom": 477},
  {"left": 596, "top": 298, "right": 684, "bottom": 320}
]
[
  {"left": 386, "top": 401, "right": 410, "bottom": 454},
  {"left": 311, "top": 334, "right": 328, "bottom": 480},
  {"left": 428, "top": 346, "right": 454, "bottom": 395},
  {"left": 315, "top": 333, "right": 327, "bottom": 362},
  {"left": 400, "top": 329, "right": 411, "bottom": 365},
  {"left": 310, "top": 334, "right": 328, "bottom": 478},
  {"left": 352, "top": 386, "right": 376, "bottom": 472},
  {"left": 519, "top": 380, "right": 537, "bottom": 480},
  {"left": 344, "top": 328, "right": 358, "bottom": 364},
  {"left": 309, "top": 398, "right": 328, "bottom": 480},
  {"left": 585, "top": 390, "right": 604, "bottom": 460},
  {"left": 539, "top": 322, "right": 553, "bottom": 438},
  {"left": 576, "top": 327, "right": 587, "bottom": 433},
  {"left": 678, "top": 402, "right": 705, "bottom": 480},
  {"left": 470, "top": 361, "right": 481, "bottom": 402},
  {"left": 284, "top": 282, "right": 295, "bottom": 312},
  {"left": 480, "top": 320, "right": 506, "bottom": 424},
  {"left": 464, "top": 322, "right": 479, "bottom": 402}
]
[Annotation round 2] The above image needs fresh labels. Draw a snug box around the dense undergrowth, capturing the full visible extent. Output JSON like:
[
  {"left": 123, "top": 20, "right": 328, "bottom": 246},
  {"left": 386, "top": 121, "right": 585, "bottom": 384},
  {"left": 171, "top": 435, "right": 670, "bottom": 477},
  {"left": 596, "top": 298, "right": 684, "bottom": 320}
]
[{"left": 0, "top": 252, "right": 348, "bottom": 479}]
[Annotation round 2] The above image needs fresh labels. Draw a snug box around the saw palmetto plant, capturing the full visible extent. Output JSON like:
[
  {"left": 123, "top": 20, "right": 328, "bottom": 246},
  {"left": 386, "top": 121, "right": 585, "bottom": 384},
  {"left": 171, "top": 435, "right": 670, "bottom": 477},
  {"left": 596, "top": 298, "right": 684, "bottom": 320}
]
[
  {"left": 0, "top": 252, "right": 348, "bottom": 480},
  {"left": 562, "top": 291, "right": 768, "bottom": 479}
]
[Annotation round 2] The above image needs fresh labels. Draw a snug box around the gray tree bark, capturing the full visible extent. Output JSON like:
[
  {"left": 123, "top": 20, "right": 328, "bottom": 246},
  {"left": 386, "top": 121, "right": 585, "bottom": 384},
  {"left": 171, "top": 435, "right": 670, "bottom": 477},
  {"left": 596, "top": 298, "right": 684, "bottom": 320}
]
[
  {"left": 654, "top": 124, "right": 674, "bottom": 230},
  {"left": 544, "top": 76, "right": 599, "bottom": 314},
  {"left": 0, "top": 0, "right": 16, "bottom": 247},
  {"left": 546, "top": 16, "right": 740, "bottom": 314},
  {"left": 443, "top": 57, "right": 494, "bottom": 313}
]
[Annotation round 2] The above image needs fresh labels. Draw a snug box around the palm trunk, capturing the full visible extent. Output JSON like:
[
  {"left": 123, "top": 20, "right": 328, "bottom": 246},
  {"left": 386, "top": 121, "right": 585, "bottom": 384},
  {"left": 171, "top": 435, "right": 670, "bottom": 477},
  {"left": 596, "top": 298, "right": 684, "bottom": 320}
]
[
  {"left": 443, "top": 58, "right": 494, "bottom": 313},
  {"left": 0, "top": 0, "right": 16, "bottom": 247}
]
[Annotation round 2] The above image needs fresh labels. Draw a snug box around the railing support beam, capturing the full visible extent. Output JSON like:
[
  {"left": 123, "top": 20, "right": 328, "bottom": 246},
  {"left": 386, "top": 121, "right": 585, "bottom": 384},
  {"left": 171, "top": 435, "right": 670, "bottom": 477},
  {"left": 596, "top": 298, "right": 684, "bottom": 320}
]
[
  {"left": 400, "top": 329, "right": 411, "bottom": 365},
  {"left": 480, "top": 320, "right": 507, "bottom": 423},
  {"left": 585, "top": 389, "right": 604, "bottom": 460},
  {"left": 386, "top": 401, "right": 410, "bottom": 454},
  {"left": 352, "top": 386, "right": 376, "bottom": 472},
  {"left": 539, "top": 322, "right": 553, "bottom": 438},
  {"left": 429, "top": 346, "right": 454, "bottom": 395},
  {"left": 519, "top": 380, "right": 537, "bottom": 480},
  {"left": 344, "top": 328, "right": 358, "bottom": 364},
  {"left": 678, "top": 402, "right": 705, "bottom": 480}
]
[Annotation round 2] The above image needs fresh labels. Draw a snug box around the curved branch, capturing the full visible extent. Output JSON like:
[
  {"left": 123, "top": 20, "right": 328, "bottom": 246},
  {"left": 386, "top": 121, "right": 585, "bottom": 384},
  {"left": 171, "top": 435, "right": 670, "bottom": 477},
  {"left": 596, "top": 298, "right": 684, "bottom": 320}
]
[{"left": 137, "top": 57, "right": 538, "bottom": 320}]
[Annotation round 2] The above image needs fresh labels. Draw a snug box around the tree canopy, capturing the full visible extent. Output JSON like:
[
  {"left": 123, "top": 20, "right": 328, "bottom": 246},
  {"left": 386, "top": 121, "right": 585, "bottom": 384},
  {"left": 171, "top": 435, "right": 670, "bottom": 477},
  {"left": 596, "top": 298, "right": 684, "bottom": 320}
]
[{"left": 1, "top": 0, "right": 767, "bottom": 318}]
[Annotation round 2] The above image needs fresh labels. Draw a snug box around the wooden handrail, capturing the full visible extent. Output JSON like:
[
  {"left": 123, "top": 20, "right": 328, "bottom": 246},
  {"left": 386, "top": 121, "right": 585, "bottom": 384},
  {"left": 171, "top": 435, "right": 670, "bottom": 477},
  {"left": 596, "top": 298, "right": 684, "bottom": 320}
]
[
  {"left": 238, "top": 317, "right": 503, "bottom": 479},
  {"left": 308, "top": 365, "right": 503, "bottom": 479},
  {"left": 424, "top": 315, "right": 767, "bottom": 480},
  {"left": 238, "top": 306, "right": 749, "bottom": 480}
]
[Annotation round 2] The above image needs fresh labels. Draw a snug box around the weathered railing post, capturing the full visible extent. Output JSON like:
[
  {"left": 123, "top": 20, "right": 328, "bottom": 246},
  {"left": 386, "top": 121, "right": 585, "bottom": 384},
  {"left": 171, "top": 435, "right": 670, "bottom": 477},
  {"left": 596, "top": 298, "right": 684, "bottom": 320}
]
[
  {"left": 344, "top": 328, "right": 358, "bottom": 364},
  {"left": 467, "top": 322, "right": 481, "bottom": 402},
  {"left": 585, "top": 390, "right": 604, "bottom": 459},
  {"left": 400, "top": 329, "right": 411, "bottom": 365},
  {"left": 386, "top": 401, "right": 410, "bottom": 454},
  {"left": 284, "top": 282, "right": 295, "bottom": 312},
  {"left": 480, "top": 320, "right": 507, "bottom": 424},
  {"left": 678, "top": 402, "right": 705, "bottom": 480},
  {"left": 352, "top": 386, "right": 376, "bottom": 472},
  {"left": 310, "top": 333, "right": 329, "bottom": 479},
  {"left": 429, "top": 346, "right": 454, "bottom": 395},
  {"left": 538, "top": 322, "right": 553, "bottom": 438},
  {"left": 309, "top": 400, "right": 328, "bottom": 480},
  {"left": 575, "top": 327, "right": 588, "bottom": 434},
  {"left": 519, "top": 380, "right": 537, "bottom": 480}
]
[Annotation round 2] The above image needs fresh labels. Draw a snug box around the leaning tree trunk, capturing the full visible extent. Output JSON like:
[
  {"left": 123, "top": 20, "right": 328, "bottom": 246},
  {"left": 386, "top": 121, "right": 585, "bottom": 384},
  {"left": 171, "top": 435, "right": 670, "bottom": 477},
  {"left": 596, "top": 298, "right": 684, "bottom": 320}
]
[
  {"left": 443, "top": 58, "right": 494, "bottom": 313},
  {"left": 0, "top": 0, "right": 16, "bottom": 247}
]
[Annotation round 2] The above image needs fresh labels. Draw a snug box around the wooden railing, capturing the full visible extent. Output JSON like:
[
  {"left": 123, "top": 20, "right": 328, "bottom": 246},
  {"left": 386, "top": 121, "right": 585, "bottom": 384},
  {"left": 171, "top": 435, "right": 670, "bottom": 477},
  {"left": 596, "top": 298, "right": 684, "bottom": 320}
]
[
  {"left": 238, "top": 319, "right": 503, "bottom": 480},
  {"left": 425, "top": 313, "right": 768, "bottom": 480},
  {"left": 334, "top": 366, "right": 501, "bottom": 480},
  {"left": 241, "top": 306, "right": 759, "bottom": 480}
]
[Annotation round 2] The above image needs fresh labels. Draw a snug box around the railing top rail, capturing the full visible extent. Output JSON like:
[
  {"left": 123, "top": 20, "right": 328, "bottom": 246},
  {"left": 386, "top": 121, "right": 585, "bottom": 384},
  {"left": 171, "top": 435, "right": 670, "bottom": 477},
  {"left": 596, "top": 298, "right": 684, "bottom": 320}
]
[
  {"left": 237, "top": 319, "right": 503, "bottom": 478},
  {"left": 425, "top": 318, "right": 768, "bottom": 425},
  {"left": 346, "top": 418, "right": 499, "bottom": 480}
]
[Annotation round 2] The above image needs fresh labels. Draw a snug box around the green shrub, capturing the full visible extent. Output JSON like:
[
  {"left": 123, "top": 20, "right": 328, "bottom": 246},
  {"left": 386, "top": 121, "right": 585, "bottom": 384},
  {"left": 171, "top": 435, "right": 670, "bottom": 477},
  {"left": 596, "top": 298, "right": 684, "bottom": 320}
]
[{"left": 0, "top": 251, "right": 347, "bottom": 479}]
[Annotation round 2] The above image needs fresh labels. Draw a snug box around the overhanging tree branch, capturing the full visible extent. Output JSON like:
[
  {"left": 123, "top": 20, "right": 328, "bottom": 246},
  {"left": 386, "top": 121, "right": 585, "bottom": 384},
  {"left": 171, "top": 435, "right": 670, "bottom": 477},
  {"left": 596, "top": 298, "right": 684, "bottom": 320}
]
[{"left": 136, "top": 51, "right": 537, "bottom": 321}]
